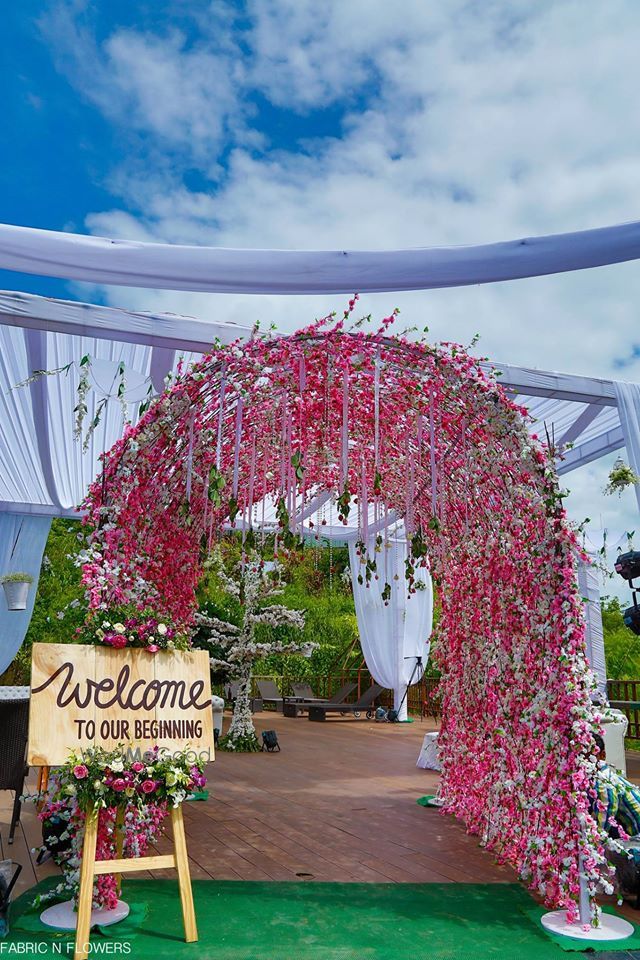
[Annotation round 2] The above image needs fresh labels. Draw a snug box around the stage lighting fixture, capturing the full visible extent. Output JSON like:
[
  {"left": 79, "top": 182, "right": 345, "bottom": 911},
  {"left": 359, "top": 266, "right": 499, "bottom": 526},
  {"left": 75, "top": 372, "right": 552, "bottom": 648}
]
[
  {"left": 624, "top": 602, "right": 640, "bottom": 636},
  {"left": 615, "top": 550, "right": 640, "bottom": 583}
]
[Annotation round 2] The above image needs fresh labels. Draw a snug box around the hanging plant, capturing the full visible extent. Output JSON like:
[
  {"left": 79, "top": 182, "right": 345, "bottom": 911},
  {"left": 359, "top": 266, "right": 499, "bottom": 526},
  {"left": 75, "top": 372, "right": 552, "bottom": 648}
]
[
  {"left": 604, "top": 458, "right": 640, "bottom": 497},
  {"left": 0, "top": 571, "right": 34, "bottom": 611}
]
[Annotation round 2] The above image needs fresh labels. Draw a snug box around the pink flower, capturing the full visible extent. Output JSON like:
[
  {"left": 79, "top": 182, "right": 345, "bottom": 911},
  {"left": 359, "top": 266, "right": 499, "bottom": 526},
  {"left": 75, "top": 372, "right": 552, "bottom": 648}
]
[
  {"left": 131, "top": 761, "right": 145, "bottom": 773},
  {"left": 104, "top": 632, "right": 128, "bottom": 649},
  {"left": 112, "top": 778, "right": 126, "bottom": 792},
  {"left": 141, "top": 779, "right": 157, "bottom": 794},
  {"left": 73, "top": 764, "right": 88, "bottom": 779},
  {"left": 146, "top": 643, "right": 159, "bottom": 654}
]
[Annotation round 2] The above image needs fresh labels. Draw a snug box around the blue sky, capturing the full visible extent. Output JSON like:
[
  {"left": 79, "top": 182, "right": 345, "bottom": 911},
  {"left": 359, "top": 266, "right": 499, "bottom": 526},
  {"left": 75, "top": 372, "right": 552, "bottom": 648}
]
[{"left": 2, "top": 0, "right": 640, "bottom": 567}]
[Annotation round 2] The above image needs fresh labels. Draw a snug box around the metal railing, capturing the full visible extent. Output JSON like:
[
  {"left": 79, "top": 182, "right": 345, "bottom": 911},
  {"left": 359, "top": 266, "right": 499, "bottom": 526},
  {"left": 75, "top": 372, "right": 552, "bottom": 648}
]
[
  {"left": 213, "top": 670, "right": 441, "bottom": 717},
  {"left": 607, "top": 679, "right": 640, "bottom": 738}
]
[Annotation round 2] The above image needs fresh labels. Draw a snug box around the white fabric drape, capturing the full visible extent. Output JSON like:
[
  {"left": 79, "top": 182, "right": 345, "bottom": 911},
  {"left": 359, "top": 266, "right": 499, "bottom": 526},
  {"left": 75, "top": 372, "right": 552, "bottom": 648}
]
[
  {"left": 613, "top": 380, "right": 640, "bottom": 512},
  {"left": 0, "top": 513, "right": 51, "bottom": 674},
  {"left": 1, "top": 219, "right": 640, "bottom": 294},
  {"left": 577, "top": 556, "right": 607, "bottom": 697},
  {"left": 0, "top": 326, "right": 156, "bottom": 511},
  {"left": 348, "top": 536, "right": 433, "bottom": 720}
]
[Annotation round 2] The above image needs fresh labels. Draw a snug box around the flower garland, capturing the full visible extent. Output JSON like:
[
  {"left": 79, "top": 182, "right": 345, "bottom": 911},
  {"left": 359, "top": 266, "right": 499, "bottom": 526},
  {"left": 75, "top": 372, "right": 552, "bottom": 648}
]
[
  {"left": 81, "top": 310, "right": 609, "bottom": 921},
  {"left": 33, "top": 746, "right": 206, "bottom": 910}
]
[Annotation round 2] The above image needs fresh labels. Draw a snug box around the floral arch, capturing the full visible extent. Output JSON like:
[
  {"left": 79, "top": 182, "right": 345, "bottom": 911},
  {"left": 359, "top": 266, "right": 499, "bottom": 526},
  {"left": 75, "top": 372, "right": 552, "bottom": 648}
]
[{"left": 82, "top": 308, "right": 610, "bottom": 918}]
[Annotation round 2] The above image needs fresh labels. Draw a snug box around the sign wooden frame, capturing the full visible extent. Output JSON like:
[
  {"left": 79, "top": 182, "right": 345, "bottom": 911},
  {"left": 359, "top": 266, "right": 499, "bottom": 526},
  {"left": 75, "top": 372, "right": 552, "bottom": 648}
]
[
  {"left": 74, "top": 804, "right": 196, "bottom": 960},
  {"left": 27, "top": 643, "right": 214, "bottom": 960}
]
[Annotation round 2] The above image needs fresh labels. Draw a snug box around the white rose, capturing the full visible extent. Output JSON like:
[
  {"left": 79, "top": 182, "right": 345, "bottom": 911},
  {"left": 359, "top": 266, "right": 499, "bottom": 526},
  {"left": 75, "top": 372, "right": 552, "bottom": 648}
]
[
  {"left": 157, "top": 623, "right": 168, "bottom": 636},
  {"left": 113, "top": 623, "right": 126, "bottom": 635},
  {"left": 65, "top": 785, "right": 76, "bottom": 796},
  {"left": 110, "top": 759, "right": 124, "bottom": 773}
]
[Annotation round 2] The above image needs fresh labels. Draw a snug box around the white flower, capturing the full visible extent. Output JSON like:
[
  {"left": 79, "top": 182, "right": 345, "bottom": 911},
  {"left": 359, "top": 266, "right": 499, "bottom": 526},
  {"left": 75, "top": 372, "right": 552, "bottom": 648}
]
[
  {"left": 65, "top": 785, "right": 76, "bottom": 796},
  {"left": 110, "top": 758, "right": 124, "bottom": 773},
  {"left": 113, "top": 622, "right": 126, "bottom": 634},
  {"left": 157, "top": 623, "right": 168, "bottom": 636}
]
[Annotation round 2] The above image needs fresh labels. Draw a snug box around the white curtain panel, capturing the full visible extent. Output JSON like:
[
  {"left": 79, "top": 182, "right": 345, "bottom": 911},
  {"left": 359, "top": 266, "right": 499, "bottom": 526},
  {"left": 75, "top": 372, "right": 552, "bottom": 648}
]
[
  {"left": 1, "top": 220, "right": 640, "bottom": 294},
  {"left": 0, "top": 513, "right": 51, "bottom": 675},
  {"left": 613, "top": 380, "right": 640, "bottom": 512},
  {"left": 577, "top": 556, "right": 607, "bottom": 697},
  {"left": 0, "top": 325, "right": 157, "bottom": 511},
  {"left": 349, "top": 535, "right": 433, "bottom": 720}
]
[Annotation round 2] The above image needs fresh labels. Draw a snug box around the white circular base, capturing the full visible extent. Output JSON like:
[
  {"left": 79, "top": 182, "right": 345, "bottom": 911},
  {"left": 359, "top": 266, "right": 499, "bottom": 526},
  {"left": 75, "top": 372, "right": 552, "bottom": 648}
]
[
  {"left": 40, "top": 898, "right": 129, "bottom": 930},
  {"left": 541, "top": 910, "right": 634, "bottom": 941}
]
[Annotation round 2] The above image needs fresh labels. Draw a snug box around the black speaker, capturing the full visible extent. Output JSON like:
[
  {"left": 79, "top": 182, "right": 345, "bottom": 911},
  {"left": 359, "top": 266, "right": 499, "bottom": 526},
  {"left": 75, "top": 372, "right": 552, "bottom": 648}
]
[
  {"left": 261, "top": 730, "right": 280, "bottom": 752},
  {"left": 615, "top": 551, "right": 640, "bottom": 583}
]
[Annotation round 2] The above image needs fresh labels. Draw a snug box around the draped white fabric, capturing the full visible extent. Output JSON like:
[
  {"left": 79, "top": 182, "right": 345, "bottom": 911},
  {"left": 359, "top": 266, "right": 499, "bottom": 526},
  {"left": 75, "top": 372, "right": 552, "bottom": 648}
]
[
  {"left": 577, "top": 556, "right": 607, "bottom": 697},
  {"left": 0, "top": 513, "right": 51, "bottom": 674},
  {"left": 348, "top": 536, "right": 433, "bottom": 721},
  {"left": 613, "top": 380, "right": 640, "bottom": 512},
  {"left": 2, "top": 219, "right": 640, "bottom": 294},
  {"left": 0, "top": 327, "right": 154, "bottom": 510}
]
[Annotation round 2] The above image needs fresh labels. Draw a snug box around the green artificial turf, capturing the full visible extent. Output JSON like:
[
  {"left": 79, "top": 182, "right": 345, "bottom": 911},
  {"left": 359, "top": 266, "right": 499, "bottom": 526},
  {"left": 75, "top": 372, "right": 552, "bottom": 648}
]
[{"left": 5, "top": 877, "right": 638, "bottom": 960}]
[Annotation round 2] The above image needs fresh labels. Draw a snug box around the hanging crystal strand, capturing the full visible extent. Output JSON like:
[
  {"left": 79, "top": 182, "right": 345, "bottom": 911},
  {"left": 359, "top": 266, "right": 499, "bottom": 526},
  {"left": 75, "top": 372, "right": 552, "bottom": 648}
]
[
  {"left": 429, "top": 392, "right": 437, "bottom": 519},
  {"left": 232, "top": 395, "right": 244, "bottom": 499},
  {"left": 373, "top": 349, "right": 380, "bottom": 528},
  {"left": 341, "top": 367, "right": 349, "bottom": 488},
  {"left": 242, "top": 431, "right": 257, "bottom": 558},
  {"left": 298, "top": 352, "right": 306, "bottom": 541},
  {"left": 185, "top": 412, "right": 195, "bottom": 504},
  {"left": 261, "top": 454, "right": 267, "bottom": 550},
  {"left": 328, "top": 496, "right": 334, "bottom": 591},
  {"left": 384, "top": 503, "right": 389, "bottom": 586},
  {"left": 215, "top": 367, "right": 227, "bottom": 471},
  {"left": 462, "top": 417, "right": 469, "bottom": 537},
  {"left": 279, "top": 396, "right": 288, "bottom": 497},
  {"left": 404, "top": 434, "right": 412, "bottom": 538},
  {"left": 361, "top": 456, "right": 368, "bottom": 549},
  {"left": 286, "top": 411, "right": 294, "bottom": 522},
  {"left": 202, "top": 459, "right": 210, "bottom": 541}
]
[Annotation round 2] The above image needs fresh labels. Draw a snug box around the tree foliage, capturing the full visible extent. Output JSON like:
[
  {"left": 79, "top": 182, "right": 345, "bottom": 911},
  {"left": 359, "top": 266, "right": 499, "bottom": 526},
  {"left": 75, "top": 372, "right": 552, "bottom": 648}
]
[{"left": 602, "top": 595, "right": 640, "bottom": 680}]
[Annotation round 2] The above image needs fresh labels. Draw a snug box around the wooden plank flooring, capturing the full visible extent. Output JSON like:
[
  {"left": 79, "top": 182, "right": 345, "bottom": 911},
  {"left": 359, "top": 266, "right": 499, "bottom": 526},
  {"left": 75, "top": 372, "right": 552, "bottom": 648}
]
[{"left": 1, "top": 711, "right": 518, "bottom": 897}]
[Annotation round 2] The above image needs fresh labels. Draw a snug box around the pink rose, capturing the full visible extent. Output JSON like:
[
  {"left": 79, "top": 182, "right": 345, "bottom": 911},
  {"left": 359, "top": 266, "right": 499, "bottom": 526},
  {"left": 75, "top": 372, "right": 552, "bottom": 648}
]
[
  {"left": 141, "top": 779, "right": 157, "bottom": 794},
  {"left": 73, "top": 764, "right": 88, "bottom": 780},
  {"left": 131, "top": 761, "right": 145, "bottom": 773},
  {"left": 104, "top": 633, "right": 128, "bottom": 649},
  {"left": 146, "top": 643, "right": 159, "bottom": 654},
  {"left": 112, "top": 778, "right": 126, "bottom": 792}
]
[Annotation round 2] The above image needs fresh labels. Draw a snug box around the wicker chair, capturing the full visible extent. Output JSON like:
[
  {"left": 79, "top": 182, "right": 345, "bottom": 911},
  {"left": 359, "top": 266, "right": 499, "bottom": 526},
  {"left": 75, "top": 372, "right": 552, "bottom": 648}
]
[{"left": 0, "top": 692, "right": 30, "bottom": 844}]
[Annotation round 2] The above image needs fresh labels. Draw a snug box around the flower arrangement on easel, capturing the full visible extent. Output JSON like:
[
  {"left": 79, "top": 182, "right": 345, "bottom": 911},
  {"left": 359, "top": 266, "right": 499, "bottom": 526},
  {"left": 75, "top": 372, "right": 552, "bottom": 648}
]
[{"left": 34, "top": 746, "right": 206, "bottom": 910}]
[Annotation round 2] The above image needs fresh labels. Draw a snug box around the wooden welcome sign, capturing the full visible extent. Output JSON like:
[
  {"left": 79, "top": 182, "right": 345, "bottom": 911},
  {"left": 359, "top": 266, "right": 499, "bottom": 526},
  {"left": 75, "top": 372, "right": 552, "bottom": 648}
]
[
  {"left": 28, "top": 643, "right": 215, "bottom": 960},
  {"left": 28, "top": 643, "right": 215, "bottom": 764}
]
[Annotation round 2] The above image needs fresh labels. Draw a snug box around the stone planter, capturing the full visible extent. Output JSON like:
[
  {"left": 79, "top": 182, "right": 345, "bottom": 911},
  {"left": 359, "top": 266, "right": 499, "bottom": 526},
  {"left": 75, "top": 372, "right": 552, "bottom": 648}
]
[{"left": 2, "top": 579, "right": 30, "bottom": 611}]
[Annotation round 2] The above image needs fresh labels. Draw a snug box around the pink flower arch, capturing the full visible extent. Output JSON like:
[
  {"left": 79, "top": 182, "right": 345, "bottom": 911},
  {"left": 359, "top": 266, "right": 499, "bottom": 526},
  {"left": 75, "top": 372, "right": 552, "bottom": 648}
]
[{"left": 82, "top": 311, "right": 610, "bottom": 918}]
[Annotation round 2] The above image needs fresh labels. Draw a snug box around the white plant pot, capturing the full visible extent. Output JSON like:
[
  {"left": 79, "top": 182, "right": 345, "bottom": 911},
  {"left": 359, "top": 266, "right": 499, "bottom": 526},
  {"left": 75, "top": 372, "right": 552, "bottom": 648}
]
[{"left": 2, "top": 580, "right": 30, "bottom": 611}]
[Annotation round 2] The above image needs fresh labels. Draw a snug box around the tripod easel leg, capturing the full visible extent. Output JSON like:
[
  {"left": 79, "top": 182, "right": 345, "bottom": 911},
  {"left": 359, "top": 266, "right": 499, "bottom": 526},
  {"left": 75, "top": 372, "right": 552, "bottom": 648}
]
[
  {"left": 75, "top": 809, "right": 98, "bottom": 960},
  {"left": 171, "top": 805, "right": 198, "bottom": 942}
]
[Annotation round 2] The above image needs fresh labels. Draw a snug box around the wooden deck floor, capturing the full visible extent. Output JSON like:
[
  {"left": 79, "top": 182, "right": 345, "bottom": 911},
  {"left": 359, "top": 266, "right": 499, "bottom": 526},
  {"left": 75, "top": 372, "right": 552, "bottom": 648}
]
[{"left": 1, "top": 711, "right": 519, "bottom": 899}]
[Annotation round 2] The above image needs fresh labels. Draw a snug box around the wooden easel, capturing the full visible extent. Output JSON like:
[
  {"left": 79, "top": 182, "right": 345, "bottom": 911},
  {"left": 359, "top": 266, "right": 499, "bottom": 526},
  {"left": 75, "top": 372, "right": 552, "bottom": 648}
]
[{"left": 74, "top": 803, "right": 197, "bottom": 960}]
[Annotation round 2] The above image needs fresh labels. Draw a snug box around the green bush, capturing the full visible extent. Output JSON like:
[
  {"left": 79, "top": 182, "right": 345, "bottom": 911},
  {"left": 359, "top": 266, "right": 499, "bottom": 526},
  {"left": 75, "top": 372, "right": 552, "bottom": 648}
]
[{"left": 602, "top": 595, "right": 640, "bottom": 679}]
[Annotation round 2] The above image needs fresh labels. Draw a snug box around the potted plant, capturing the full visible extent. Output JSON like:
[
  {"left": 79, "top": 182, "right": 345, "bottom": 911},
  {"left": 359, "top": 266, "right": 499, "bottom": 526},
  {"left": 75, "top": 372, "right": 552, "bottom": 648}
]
[{"left": 0, "top": 572, "right": 34, "bottom": 611}]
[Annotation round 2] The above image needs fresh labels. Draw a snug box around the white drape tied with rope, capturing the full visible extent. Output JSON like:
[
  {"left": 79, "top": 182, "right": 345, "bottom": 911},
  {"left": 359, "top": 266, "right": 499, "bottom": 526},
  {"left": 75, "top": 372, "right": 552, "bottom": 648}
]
[{"left": 349, "top": 535, "right": 433, "bottom": 721}]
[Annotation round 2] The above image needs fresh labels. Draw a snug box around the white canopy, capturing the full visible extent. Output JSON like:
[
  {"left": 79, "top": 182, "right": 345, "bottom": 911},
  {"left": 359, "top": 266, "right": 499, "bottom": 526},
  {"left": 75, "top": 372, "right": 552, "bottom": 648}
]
[{"left": 1, "top": 219, "right": 640, "bottom": 294}]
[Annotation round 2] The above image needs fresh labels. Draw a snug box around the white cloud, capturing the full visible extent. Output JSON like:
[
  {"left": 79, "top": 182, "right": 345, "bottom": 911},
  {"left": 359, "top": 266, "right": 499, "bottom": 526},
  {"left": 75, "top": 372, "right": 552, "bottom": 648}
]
[{"left": 44, "top": 0, "right": 640, "bottom": 567}]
